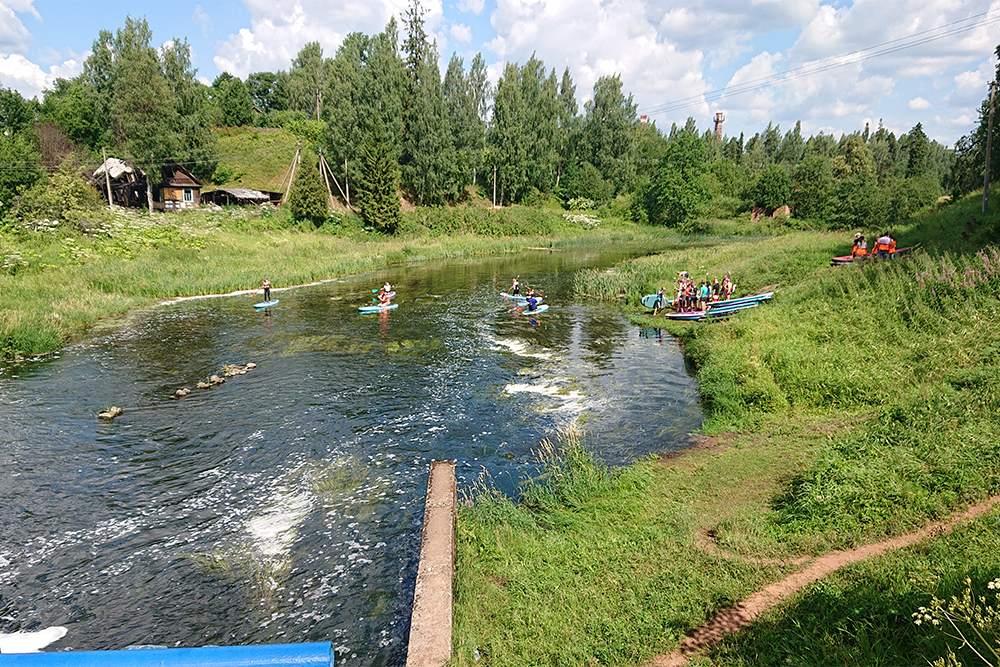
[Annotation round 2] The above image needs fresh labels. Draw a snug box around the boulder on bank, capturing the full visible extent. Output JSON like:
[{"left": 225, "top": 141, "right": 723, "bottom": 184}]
[
  {"left": 197, "top": 381, "right": 211, "bottom": 389},
  {"left": 174, "top": 388, "right": 190, "bottom": 398}
]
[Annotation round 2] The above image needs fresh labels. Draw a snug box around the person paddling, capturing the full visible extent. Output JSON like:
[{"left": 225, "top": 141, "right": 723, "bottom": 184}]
[
  {"left": 260, "top": 278, "right": 271, "bottom": 303},
  {"left": 508, "top": 275, "right": 521, "bottom": 296}
]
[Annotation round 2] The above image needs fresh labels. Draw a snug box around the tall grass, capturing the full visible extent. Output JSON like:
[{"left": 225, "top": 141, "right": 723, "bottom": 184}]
[{"left": 458, "top": 193, "right": 1000, "bottom": 665}]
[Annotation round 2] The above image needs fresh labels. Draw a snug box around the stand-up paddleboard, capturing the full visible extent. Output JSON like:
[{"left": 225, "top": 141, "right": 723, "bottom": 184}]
[
  {"left": 253, "top": 299, "right": 279, "bottom": 309},
  {"left": 359, "top": 303, "right": 399, "bottom": 313},
  {"left": 641, "top": 294, "right": 667, "bottom": 309},
  {"left": 502, "top": 292, "right": 543, "bottom": 304},
  {"left": 518, "top": 304, "right": 549, "bottom": 314}
]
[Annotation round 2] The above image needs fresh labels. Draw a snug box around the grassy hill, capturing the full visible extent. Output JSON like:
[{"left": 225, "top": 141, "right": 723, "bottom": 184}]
[{"left": 210, "top": 127, "right": 301, "bottom": 193}]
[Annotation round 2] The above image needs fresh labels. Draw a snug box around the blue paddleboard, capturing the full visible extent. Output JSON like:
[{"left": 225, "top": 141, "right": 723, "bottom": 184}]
[
  {"left": 253, "top": 299, "right": 279, "bottom": 309},
  {"left": 359, "top": 303, "right": 399, "bottom": 313},
  {"left": 519, "top": 304, "right": 549, "bottom": 314}
]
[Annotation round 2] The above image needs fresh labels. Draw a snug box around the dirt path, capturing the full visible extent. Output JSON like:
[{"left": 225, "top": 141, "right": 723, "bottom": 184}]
[{"left": 647, "top": 495, "right": 1000, "bottom": 667}]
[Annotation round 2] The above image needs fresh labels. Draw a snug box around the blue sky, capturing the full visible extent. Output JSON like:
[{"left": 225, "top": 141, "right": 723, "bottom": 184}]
[{"left": 0, "top": 0, "right": 997, "bottom": 146}]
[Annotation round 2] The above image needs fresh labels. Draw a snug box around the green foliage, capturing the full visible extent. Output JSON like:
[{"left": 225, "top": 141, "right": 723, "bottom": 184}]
[
  {"left": 828, "top": 173, "right": 886, "bottom": 229},
  {"left": 400, "top": 204, "right": 559, "bottom": 236},
  {"left": 0, "top": 131, "right": 42, "bottom": 212},
  {"left": 488, "top": 63, "right": 530, "bottom": 204},
  {"left": 356, "top": 123, "right": 401, "bottom": 234},
  {"left": 13, "top": 158, "right": 104, "bottom": 229},
  {"left": 884, "top": 175, "right": 942, "bottom": 223},
  {"left": 906, "top": 122, "right": 929, "bottom": 178},
  {"left": 41, "top": 78, "right": 102, "bottom": 147},
  {"left": 216, "top": 76, "right": 253, "bottom": 127},
  {"left": 645, "top": 130, "right": 708, "bottom": 230},
  {"left": 0, "top": 87, "right": 37, "bottom": 135},
  {"left": 582, "top": 75, "right": 638, "bottom": 193},
  {"left": 746, "top": 164, "right": 791, "bottom": 211},
  {"left": 792, "top": 155, "right": 834, "bottom": 221},
  {"left": 246, "top": 71, "right": 288, "bottom": 114},
  {"left": 288, "top": 158, "right": 328, "bottom": 224},
  {"left": 400, "top": 45, "right": 454, "bottom": 205},
  {"left": 288, "top": 41, "right": 328, "bottom": 119}
]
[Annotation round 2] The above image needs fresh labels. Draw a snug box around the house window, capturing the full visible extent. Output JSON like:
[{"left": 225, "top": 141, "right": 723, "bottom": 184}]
[{"left": 183, "top": 189, "right": 193, "bottom": 203}]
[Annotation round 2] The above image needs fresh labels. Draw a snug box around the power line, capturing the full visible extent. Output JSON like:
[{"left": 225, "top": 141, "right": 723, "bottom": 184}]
[{"left": 638, "top": 8, "right": 1000, "bottom": 117}]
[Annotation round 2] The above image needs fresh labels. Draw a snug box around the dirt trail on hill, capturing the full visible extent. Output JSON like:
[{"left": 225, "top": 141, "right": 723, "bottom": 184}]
[{"left": 647, "top": 495, "right": 1000, "bottom": 667}]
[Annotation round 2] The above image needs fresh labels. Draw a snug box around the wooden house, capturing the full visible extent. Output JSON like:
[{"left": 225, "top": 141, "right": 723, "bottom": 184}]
[
  {"left": 93, "top": 158, "right": 149, "bottom": 208},
  {"left": 153, "top": 159, "right": 202, "bottom": 211}
]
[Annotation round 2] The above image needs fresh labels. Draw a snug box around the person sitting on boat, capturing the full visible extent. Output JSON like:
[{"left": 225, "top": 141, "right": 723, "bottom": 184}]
[
  {"left": 382, "top": 281, "right": 392, "bottom": 295},
  {"left": 525, "top": 286, "right": 544, "bottom": 299},
  {"left": 261, "top": 278, "right": 271, "bottom": 302},
  {"left": 525, "top": 295, "right": 540, "bottom": 312},
  {"left": 377, "top": 289, "right": 391, "bottom": 306},
  {"left": 852, "top": 233, "right": 867, "bottom": 259}
]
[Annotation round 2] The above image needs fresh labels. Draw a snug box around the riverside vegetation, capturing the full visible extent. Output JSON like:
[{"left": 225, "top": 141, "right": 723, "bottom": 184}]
[{"left": 453, "top": 192, "right": 1000, "bottom": 666}]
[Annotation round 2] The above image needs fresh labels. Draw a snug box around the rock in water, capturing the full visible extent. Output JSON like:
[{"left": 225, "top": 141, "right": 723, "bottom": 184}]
[
  {"left": 0, "top": 626, "right": 68, "bottom": 653},
  {"left": 98, "top": 406, "right": 123, "bottom": 420}
]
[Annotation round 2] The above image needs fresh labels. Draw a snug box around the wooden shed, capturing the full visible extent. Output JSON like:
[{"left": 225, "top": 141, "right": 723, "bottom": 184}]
[{"left": 153, "top": 159, "right": 202, "bottom": 211}]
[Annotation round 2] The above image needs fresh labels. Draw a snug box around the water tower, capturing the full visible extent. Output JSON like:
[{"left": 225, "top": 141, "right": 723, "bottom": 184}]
[{"left": 714, "top": 112, "right": 725, "bottom": 139}]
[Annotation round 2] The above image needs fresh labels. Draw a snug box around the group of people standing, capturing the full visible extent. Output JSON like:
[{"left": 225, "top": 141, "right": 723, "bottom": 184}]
[
  {"left": 852, "top": 232, "right": 898, "bottom": 260},
  {"left": 654, "top": 271, "right": 736, "bottom": 315}
]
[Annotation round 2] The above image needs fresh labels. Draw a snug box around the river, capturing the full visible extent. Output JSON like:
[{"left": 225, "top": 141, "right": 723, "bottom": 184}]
[{"left": 0, "top": 248, "right": 702, "bottom": 665}]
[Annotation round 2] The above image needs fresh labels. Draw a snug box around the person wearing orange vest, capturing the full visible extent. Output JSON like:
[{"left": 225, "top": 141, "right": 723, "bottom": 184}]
[
  {"left": 852, "top": 233, "right": 867, "bottom": 259},
  {"left": 888, "top": 234, "right": 897, "bottom": 259},
  {"left": 876, "top": 233, "right": 892, "bottom": 259}
]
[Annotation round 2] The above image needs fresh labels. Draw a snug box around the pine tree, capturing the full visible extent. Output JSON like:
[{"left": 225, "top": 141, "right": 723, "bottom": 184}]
[
  {"left": 488, "top": 63, "right": 529, "bottom": 204},
  {"left": 905, "top": 122, "right": 928, "bottom": 178},
  {"left": 357, "top": 123, "right": 401, "bottom": 234},
  {"left": 400, "top": 44, "right": 453, "bottom": 205},
  {"left": 288, "top": 157, "right": 329, "bottom": 224}
]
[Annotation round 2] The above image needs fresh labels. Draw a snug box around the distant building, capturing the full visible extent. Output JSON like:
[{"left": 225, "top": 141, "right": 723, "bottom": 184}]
[
  {"left": 92, "top": 158, "right": 148, "bottom": 208},
  {"left": 153, "top": 159, "right": 202, "bottom": 211},
  {"left": 202, "top": 188, "right": 284, "bottom": 207}
]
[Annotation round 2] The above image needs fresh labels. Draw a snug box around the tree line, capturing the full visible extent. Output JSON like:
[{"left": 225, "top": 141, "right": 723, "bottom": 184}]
[{"left": 0, "top": 3, "right": 996, "bottom": 234}]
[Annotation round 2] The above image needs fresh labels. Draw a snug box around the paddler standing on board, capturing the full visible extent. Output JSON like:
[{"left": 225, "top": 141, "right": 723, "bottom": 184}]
[
  {"left": 508, "top": 275, "right": 521, "bottom": 296},
  {"left": 260, "top": 278, "right": 271, "bottom": 303}
]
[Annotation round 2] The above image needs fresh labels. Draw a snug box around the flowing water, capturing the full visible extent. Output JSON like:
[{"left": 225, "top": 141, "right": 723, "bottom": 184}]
[{"left": 0, "top": 249, "right": 703, "bottom": 665}]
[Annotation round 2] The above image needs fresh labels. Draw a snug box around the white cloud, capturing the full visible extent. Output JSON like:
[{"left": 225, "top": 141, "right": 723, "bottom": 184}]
[
  {"left": 908, "top": 96, "right": 932, "bottom": 109},
  {"left": 458, "top": 0, "right": 485, "bottom": 13},
  {"left": 450, "top": 23, "right": 472, "bottom": 43},
  {"left": 215, "top": 0, "right": 443, "bottom": 76},
  {"left": 0, "top": 53, "right": 81, "bottom": 99},
  {"left": 193, "top": 5, "right": 213, "bottom": 37},
  {"left": 0, "top": 2, "right": 33, "bottom": 53}
]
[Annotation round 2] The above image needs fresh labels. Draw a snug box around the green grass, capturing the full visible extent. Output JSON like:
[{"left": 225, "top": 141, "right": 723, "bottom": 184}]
[
  {"left": 211, "top": 126, "right": 301, "bottom": 192},
  {"left": 455, "top": 193, "right": 1000, "bottom": 666}
]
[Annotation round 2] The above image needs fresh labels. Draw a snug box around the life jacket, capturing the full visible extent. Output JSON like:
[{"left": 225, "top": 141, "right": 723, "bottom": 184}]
[{"left": 889, "top": 239, "right": 896, "bottom": 253}]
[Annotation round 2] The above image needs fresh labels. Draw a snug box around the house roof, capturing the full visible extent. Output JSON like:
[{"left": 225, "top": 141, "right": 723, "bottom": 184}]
[
  {"left": 94, "top": 158, "right": 140, "bottom": 181},
  {"left": 160, "top": 159, "right": 202, "bottom": 188}
]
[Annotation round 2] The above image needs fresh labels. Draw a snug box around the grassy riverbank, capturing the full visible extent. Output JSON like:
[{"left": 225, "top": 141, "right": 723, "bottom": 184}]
[
  {"left": 0, "top": 204, "right": 661, "bottom": 360},
  {"left": 453, "top": 194, "right": 1000, "bottom": 665}
]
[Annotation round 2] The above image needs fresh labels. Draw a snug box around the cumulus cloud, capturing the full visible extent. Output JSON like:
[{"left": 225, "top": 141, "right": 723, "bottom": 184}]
[
  {"left": 0, "top": 1, "right": 35, "bottom": 53},
  {"left": 908, "top": 96, "right": 932, "bottom": 109},
  {"left": 450, "top": 23, "right": 472, "bottom": 43},
  {"left": 215, "top": 0, "right": 443, "bottom": 76},
  {"left": 0, "top": 53, "right": 82, "bottom": 99},
  {"left": 457, "top": 0, "right": 485, "bottom": 13}
]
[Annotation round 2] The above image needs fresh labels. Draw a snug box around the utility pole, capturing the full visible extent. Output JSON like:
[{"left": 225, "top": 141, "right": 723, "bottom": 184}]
[
  {"left": 492, "top": 165, "right": 497, "bottom": 209},
  {"left": 984, "top": 81, "right": 997, "bottom": 214},
  {"left": 102, "top": 147, "right": 113, "bottom": 206},
  {"left": 344, "top": 157, "right": 350, "bottom": 209},
  {"left": 147, "top": 153, "right": 154, "bottom": 214}
]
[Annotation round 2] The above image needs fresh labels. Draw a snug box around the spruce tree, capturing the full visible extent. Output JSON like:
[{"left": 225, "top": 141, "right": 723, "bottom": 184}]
[
  {"left": 289, "top": 157, "right": 329, "bottom": 224},
  {"left": 488, "top": 63, "right": 529, "bottom": 204},
  {"left": 905, "top": 122, "right": 928, "bottom": 178},
  {"left": 357, "top": 123, "right": 401, "bottom": 234}
]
